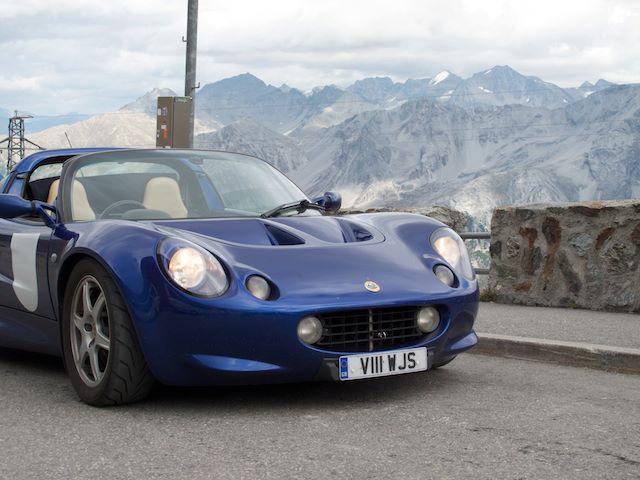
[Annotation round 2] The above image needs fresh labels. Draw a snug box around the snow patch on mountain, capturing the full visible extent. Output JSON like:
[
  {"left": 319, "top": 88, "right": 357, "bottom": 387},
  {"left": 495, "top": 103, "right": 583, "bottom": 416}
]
[{"left": 430, "top": 71, "right": 451, "bottom": 85}]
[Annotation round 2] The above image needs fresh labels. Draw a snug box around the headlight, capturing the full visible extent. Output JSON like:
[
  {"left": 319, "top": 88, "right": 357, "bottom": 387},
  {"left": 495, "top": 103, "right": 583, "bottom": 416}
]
[
  {"left": 158, "top": 239, "right": 228, "bottom": 297},
  {"left": 246, "top": 275, "right": 271, "bottom": 300},
  {"left": 169, "top": 247, "right": 206, "bottom": 289},
  {"left": 430, "top": 227, "right": 475, "bottom": 280}
]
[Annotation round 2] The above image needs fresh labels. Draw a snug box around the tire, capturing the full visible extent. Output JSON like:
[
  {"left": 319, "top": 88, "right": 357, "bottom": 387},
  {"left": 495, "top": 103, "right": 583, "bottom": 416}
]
[
  {"left": 432, "top": 355, "right": 457, "bottom": 369},
  {"left": 62, "top": 259, "right": 154, "bottom": 406}
]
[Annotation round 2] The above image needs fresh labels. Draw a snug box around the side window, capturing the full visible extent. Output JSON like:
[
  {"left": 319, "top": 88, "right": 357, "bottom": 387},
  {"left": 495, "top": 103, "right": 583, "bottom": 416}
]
[
  {"left": 26, "top": 163, "right": 64, "bottom": 203},
  {"left": 0, "top": 175, "right": 9, "bottom": 193},
  {"left": 30, "top": 164, "right": 64, "bottom": 182}
]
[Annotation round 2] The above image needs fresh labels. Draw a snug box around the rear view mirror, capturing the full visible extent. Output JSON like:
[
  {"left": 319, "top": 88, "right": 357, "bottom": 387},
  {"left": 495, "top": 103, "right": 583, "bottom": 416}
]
[
  {"left": 0, "top": 194, "right": 35, "bottom": 219},
  {"left": 0, "top": 194, "right": 57, "bottom": 227},
  {"left": 313, "top": 191, "right": 342, "bottom": 213}
]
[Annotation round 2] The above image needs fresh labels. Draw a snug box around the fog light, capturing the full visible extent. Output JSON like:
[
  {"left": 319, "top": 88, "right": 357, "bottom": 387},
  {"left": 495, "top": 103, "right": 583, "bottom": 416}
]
[
  {"left": 434, "top": 265, "right": 455, "bottom": 287},
  {"left": 297, "top": 316, "right": 323, "bottom": 344},
  {"left": 417, "top": 307, "right": 440, "bottom": 333},
  {"left": 246, "top": 275, "right": 271, "bottom": 300}
]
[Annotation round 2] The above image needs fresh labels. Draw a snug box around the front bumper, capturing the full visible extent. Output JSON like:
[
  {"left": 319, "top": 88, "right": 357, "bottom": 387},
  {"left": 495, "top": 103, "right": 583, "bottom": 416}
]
[{"left": 136, "top": 287, "right": 479, "bottom": 386}]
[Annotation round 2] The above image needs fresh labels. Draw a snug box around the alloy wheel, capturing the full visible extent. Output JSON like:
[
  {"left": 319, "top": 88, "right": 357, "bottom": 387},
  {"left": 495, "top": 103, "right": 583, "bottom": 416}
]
[{"left": 69, "top": 275, "right": 111, "bottom": 387}]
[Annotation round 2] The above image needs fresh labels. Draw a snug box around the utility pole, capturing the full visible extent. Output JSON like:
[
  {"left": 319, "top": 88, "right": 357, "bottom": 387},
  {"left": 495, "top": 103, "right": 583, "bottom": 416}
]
[
  {"left": 184, "top": 0, "right": 199, "bottom": 148},
  {"left": 0, "top": 111, "right": 43, "bottom": 172}
]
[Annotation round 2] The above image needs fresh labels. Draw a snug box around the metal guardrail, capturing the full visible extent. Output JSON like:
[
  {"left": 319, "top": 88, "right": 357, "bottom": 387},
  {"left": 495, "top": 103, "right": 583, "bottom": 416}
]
[
  {"left": 459, "top": 232, "right": 491, "bottom": 240},
  {"left": 459, "top": 231, "right": 491, "bottom": 275}
]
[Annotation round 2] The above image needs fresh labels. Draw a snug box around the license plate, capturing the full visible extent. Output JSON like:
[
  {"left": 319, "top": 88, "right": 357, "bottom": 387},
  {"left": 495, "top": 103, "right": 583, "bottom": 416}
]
[{"left": 339, "top": 347, "right": 428, "bottom": 381}]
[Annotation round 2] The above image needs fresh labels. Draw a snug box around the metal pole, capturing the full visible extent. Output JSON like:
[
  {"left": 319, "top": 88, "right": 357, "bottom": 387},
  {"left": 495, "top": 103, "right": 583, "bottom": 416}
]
[{"left": 184, "top": 0, "right": 198, "bottom": 148}]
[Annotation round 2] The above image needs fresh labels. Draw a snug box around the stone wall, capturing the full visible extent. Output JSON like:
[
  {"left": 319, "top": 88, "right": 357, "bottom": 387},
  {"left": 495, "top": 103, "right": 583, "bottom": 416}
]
[{"left": 489, "top": 200, "right": 640, "bottom": 313}]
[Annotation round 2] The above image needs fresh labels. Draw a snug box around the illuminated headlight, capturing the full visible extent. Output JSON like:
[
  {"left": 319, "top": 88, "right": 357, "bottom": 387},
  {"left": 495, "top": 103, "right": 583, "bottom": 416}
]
[
  {"left": 416, "top": 307, "right": 440, "bottom": 333},
  {"left": 246, "top": 275, "right": 271, "bottom": 300},
  {"left": 297, "top": 316, "right": 323, "bottom": 344},
  {"left": 430, "top": 227, "right": 475, "bottom": 280},
  {"left": 158, "top": 239, "right": 228, "bottom": 297},
  {"left": 169, "top": 247, "right": 206, "bottom": 289}
]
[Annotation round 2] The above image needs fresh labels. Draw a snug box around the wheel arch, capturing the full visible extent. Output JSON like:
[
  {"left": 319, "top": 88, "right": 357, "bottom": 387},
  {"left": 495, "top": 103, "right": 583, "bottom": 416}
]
[
  {"left": 56, "top": 250, "right": 117, "bottom": 319},
  {"left": 58, "top": 252, "right": 155, "bottom": 405},
  {"left": 55, "top": 250, "right": 142, "bottom": 359}
]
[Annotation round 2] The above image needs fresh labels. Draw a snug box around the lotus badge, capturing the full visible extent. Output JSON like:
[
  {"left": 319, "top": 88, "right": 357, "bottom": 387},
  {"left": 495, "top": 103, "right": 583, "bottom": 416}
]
[{"left": 364, "top": 280, "right": 381, "bottom": 293}]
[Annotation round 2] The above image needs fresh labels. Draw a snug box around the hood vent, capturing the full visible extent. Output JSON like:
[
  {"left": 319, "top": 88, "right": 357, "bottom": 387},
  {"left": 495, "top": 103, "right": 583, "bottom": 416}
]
[
  {"left": 264, "top": 224, "right": 305, "bottom": 245},
  {"left": 338, "top": 219, "right": 374, "bottom": 243},
  {"left": 264, "top": 218, "right": 375, "bottom": 245}
]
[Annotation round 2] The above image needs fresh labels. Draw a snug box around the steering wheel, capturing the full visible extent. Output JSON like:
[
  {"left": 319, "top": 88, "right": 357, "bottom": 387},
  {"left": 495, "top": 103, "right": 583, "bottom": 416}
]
[{"left": 100, "top": 200, "right": 147, "bottom": 219}]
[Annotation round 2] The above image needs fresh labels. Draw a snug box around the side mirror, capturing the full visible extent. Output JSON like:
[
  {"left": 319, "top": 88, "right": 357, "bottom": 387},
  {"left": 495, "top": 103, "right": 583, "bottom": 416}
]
[
  {"left": 313, "top": 191, "right": 342, "bottom": 213},
  {"left": 0, "top": 194, "right": 35, "bottom": 218},
  {"left": 0, "top": 194, "right": 57, "bottom": 228}
]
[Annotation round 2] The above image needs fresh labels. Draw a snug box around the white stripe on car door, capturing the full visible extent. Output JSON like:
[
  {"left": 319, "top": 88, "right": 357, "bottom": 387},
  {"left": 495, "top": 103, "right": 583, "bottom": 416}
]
[{"left": 10, "top": 233, "right": 40, "bottom": 312}]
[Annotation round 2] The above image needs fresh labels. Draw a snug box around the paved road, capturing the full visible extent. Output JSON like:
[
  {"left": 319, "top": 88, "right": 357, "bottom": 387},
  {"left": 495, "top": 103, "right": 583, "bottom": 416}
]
[
  {"left": 475, "top": 303, "right": 640, "bottom": 348},
  {"left": 1, "top": 349, "right": 639, "bottom": 479}
]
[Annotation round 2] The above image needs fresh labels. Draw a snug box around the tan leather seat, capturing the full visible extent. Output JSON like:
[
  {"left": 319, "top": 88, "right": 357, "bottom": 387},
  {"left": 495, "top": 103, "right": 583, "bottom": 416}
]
[
  {"left": 47, "top": 179, "right": 60, "bottom": 204},
  {"left": 71, "top": 181, "right": 96, "bottom": 221},
  {"left": 48, "top": 178, "right": 95, "bottom": 221},
  {"left": 142, "top": 177, "right": 188, "bottom": 218}
]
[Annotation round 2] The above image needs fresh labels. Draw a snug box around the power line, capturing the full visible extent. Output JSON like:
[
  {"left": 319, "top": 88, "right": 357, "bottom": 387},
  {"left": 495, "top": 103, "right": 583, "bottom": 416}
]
[
  {"left": 199, "top": 129, "right": 630, "bottom": 146},
  {"left": 20, "top": 83, "right": 639, "bottom": 119},
  {"left": 80, "top": 128, "right": 634, "bottom": 148},
  {"left": 21, "top": 110, "right": 632, "bottom": 137},
  {"left": 15, "top": 119, "right": 632, "bottom": 154}
]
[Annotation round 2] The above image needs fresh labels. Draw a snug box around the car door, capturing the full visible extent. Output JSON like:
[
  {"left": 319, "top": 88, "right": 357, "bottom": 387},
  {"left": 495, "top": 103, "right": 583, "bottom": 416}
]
[{"left": 0, "top": 168, "right": 61, "bottom": 355}]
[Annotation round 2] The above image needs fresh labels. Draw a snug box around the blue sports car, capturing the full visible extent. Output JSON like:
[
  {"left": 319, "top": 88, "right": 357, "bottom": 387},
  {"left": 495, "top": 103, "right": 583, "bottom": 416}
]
[{"left": 0, "top": 148, "right": 478, "bottom": 405}]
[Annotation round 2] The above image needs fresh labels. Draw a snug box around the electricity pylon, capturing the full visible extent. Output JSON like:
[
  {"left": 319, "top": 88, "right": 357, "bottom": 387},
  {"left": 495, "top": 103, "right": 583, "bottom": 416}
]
[{"left": 0, "top": 111, "right": 43, "bottom": 172}]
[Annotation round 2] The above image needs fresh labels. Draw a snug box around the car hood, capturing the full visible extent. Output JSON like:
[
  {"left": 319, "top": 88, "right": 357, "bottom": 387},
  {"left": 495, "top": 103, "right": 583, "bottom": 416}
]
[
  {"left": 153, "top": 216, "right": 384, "bottom": 246},
  {"left": 149, "top": 214, "right": 462, "bottom": 305}
]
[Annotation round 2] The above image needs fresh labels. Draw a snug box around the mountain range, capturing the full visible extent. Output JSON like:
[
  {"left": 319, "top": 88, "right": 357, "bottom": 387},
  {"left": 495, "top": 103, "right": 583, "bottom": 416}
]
[
  {"left": 0, "top": 108, "right": 92, "bottom": 135},
  {"left": 4, "top": 65, "right": 638, "bottom": 227},
  {"left": 292, "top": 84, "right": 639, "bottom": 224}
]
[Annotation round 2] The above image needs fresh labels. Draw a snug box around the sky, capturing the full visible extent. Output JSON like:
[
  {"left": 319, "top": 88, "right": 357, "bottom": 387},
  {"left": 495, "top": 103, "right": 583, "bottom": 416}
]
[{"left": 1, "top": 0, "right": 639, "bottom": 115}]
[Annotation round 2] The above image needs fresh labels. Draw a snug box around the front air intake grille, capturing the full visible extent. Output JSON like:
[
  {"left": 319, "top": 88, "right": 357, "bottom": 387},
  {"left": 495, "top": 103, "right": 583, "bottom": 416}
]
[{"left": 316, "top": 307, "right": 425, "bottom": 353}]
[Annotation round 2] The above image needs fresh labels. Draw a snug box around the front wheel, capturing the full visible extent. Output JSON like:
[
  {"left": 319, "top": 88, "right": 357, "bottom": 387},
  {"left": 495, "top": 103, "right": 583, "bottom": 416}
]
[{"left": 62, "top": 259, "right": 154, "bottom": 405}]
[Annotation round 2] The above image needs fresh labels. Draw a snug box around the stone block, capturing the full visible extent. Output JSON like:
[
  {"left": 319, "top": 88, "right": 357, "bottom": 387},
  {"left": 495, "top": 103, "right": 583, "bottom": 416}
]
[{"left": 489, "top": 199, "right": 640, "bottom": 313}]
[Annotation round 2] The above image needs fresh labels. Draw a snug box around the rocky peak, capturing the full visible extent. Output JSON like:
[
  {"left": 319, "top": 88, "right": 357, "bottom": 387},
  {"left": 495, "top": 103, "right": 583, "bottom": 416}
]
[{"left": 119, "top": 87, "right": 177, "bottom": 116}]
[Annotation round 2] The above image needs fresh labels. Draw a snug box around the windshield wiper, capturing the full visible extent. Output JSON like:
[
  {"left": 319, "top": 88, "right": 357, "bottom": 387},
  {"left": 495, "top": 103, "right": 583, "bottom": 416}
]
[{"left": 260, "top": 199, "right": 325, "bottom": 219}]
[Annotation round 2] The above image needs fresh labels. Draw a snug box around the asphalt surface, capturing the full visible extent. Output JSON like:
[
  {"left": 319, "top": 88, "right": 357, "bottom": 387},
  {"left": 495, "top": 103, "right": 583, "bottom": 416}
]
[
  {"left": 1, "top": 349, "right": 639, "bottom": 479},
  {"left": 475, "top": 303, "right": 640, "bottom": 349},
  {"left": 473, "top": 303, "right": 640, "bottom": 374}
]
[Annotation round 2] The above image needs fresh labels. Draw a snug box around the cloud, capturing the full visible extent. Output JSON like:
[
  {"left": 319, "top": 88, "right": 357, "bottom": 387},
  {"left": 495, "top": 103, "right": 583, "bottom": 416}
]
[{"left": 1, "top": 0, "right": 639, "bottom": 114}]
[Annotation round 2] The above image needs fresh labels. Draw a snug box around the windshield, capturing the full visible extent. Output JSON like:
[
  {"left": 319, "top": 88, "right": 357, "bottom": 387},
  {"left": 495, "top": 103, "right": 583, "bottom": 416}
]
[{"left": 64, "top": 150, "right": 310, "bottom": 221}]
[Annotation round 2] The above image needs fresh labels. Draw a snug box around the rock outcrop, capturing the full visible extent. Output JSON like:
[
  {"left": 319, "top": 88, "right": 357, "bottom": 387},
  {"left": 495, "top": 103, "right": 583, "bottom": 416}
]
[{"left": 343, "top": 206, "right": 467, "bottom": 232}]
